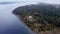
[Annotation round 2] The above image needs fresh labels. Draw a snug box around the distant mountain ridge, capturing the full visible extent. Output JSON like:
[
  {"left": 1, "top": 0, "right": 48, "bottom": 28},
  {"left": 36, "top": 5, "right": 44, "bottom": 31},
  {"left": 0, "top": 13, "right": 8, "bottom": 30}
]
[{"left": 0, "top": 2, "right": 23, "bottom": 5}]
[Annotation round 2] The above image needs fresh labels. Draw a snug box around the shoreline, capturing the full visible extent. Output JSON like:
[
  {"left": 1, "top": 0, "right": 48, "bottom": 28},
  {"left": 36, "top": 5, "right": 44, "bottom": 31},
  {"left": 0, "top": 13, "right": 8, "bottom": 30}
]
[{"left": 17, "top": 16, "right": 35, "bottom": 34}]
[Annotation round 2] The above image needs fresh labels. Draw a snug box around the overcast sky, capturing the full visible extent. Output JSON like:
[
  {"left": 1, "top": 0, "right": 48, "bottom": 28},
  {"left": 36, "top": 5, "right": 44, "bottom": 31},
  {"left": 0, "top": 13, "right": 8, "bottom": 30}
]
[{"left": 0, "top": 0, "right": 60, "bottom": 4}]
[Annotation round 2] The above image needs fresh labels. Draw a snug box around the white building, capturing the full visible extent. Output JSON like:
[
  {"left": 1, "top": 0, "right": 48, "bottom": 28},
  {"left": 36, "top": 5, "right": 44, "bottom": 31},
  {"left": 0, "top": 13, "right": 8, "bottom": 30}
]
[{"left": 29, "top": 16, "right": 33, "bottom": 18}]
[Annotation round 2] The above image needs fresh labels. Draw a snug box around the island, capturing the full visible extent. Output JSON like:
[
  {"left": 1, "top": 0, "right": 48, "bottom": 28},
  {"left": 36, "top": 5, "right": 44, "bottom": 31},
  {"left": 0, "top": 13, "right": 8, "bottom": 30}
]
[{"left": 12, "top": 3, "right": 60, "bottom": 34}]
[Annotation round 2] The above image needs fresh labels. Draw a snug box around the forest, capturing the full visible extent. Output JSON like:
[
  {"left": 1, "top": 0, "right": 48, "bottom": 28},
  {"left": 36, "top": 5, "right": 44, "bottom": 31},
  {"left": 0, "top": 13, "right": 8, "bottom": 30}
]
[{"left": 13, "top": 3, "right": 60, "bottom": 33}]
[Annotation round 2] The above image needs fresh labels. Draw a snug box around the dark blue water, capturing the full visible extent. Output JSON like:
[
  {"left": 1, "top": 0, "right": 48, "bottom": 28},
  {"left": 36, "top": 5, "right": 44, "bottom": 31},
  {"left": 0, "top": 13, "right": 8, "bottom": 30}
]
[{"left": 0, "top": 3, "right": 35, "bottom": 34}]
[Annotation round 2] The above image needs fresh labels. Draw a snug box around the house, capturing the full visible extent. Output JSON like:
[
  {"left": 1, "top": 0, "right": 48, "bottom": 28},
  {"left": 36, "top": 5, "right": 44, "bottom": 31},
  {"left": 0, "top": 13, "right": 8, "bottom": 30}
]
[
  {"left": 29, "top": 16, "right": 33, "bottom": 18},
  {"left": 24, "top": 13, "right": 40, "bottom": 23}
]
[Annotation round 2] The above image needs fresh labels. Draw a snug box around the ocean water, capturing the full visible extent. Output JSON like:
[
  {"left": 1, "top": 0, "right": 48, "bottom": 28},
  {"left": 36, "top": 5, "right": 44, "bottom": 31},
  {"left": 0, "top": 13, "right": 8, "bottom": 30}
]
[{"left": 0, "top": 3, "right": 36, "bottom": 34}]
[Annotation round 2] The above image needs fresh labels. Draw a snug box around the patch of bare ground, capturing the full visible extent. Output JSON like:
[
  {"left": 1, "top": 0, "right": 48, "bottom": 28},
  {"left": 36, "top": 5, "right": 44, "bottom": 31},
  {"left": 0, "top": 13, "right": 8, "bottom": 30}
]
[{"left": 37, "top": 28, "right": 60, "bottom": 34}]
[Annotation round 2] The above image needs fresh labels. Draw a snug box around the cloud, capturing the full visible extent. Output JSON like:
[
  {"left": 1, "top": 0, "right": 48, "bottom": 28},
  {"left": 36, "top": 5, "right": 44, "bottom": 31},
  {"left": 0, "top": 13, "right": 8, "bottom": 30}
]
[{"left": 0, "top": 0, "right": 60, "bottom": 4}]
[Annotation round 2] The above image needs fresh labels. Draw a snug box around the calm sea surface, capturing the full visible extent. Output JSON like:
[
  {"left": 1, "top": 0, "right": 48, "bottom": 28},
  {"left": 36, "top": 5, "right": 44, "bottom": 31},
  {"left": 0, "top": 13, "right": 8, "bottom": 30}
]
[{"left": 0, "top": 3, "right": 36, "bottom": 34}]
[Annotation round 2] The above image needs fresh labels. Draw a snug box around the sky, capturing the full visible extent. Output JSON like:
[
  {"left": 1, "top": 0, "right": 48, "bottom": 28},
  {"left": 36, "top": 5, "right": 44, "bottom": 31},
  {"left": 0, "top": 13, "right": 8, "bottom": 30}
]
[{"left": 0, "top": 0, "right": 60, "bottom": 4}]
